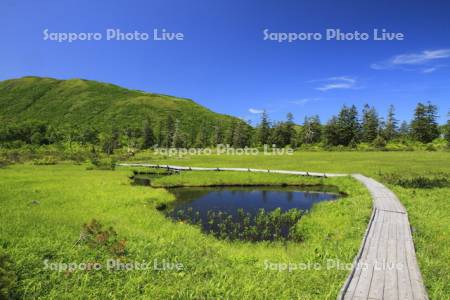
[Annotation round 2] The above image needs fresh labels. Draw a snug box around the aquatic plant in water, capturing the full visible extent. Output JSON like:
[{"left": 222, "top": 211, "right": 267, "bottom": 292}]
[{"left": 167, "top": 207, "right": 303, "bottom": 242}]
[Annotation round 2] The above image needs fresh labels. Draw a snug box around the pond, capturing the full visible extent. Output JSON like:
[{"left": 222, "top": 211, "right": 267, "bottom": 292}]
[{"left": 165, "top": 186, "right": 341, "bottom": 242}]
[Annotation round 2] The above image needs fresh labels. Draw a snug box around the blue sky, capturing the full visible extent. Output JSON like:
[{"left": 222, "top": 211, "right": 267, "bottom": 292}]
[{"left": 1, "top": 0, "right": 449, "bottom": 124}]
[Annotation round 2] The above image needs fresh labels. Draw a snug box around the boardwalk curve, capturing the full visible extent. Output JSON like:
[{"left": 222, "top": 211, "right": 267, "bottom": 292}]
[{"left": 338, "top": 174, "right": 428, "bottom": 300}]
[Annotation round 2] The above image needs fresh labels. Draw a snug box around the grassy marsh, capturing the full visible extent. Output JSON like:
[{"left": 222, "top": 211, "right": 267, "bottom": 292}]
[{"left": 0, "top": 163, "right": 371, "bottom": 299}]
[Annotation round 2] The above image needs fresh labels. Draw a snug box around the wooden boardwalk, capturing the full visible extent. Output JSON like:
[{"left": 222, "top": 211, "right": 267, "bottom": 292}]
[
  {"left": 117, "top": 164, "right": 427, "bottom": 299},
  {"left": 338, "top": 174, "right": 428, "bottom": 300},
  {"left": 117, "top": 163, "right": 347, "bottom": 177}
]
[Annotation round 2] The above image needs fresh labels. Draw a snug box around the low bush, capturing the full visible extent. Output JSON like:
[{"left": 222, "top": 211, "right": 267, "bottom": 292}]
[
  {"left": 381, "top": 172, "right": 449, "bottom": 188},
  {"left": 0, "top": 251, "right": 17, "bottom": 299},
  {"left": 0, "top": 158, "right": 10, "bottom": 168},
  {"left": 32, "top": 156, "right": 58, "bottom": 165},
  {"left": 77, "top": 219, "right": 126, "bottom": 257},
  {"left": 87, "top": 157, "right": 116, "bottom": 170}
]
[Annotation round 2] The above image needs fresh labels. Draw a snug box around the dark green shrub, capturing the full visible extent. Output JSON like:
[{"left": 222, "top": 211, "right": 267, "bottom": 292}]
[
  {"left": 77, "top": 219, "right": 126, "bottom": 256},
  {"left": 372, "top": 136, "right": 387, "bottom": 150},
  {"left": 0, "top": 251, "right": 17, "bottom": 299},
  {"left": 425, "top": 143, "right": 437, "bottom": 151},
  {"left": 87, "top": 157, "right": 116, "bottom": 170},
  {"left": 0, "top": 159, "right": 10, "bottom": 168},
  {"left": 382, "top": 173, "right": 449, "bottom": 188},
  {"left": 32, "top": 156, "right": 58, "bottom": 165}
]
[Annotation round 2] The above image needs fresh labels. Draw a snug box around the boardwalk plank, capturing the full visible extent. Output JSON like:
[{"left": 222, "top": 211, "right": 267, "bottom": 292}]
[
  {"left": 384, "top": 238, "right": 398, "bottom": 299},
  {"left": 353, "top": 263, "right": 375, "bottom": 299},
  {"left": 368, "top": 215, "right": 387, "bottom": 300},
  {"left": 397, "top": 238, "right": 414, "bottom": 300}
]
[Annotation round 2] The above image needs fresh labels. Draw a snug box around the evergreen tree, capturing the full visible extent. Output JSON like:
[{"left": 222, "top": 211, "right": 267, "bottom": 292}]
[
  {"left": 211, "top": 124, "right": 223, "bottom": 146},
  {"left": 194, "top": 124, "right": 210, "bottom": 148},
  {"left": 166, "top": 115, "right": 176, "bottom": 147},
  {"left": 156, "top": 119, "right": 166, "bottom": 147},
  {"left": 411, "top": 102, "right": 439, "bottom": 143},
  {"left": 142, "top": 119, "right": 155, "bottom": 148},
  {"left": 411, "top": 103, "right": 427, "bottom": 142},
  {"left": 172, "top": 119, "right": 185, "bottom": 148},
  {"left": 383, "top": 105, "right": 398, "bottom": 141},
  {"left": 123, "top": 126, "right": 141, "bottom": 149},
  {"left": 225, "top": 121, "right": 236, "bottom": 146},
  {"left": 232, "top": 121, "right": 247, "bottom": 147},
  {"left": 335, "top": 105, "right": 360, "bottom": 146},
  {"left": 99, "top": 132, "right": 114, "bottom": 155},
  {"left": 270, "top": 122, "right": 286, "bottom": 147},
  {"left": 45, "top": 125, "right": 64, "bottom": 144},
  {"left": 301, "top": 115, "right": 322, "bottom": 144},
  {"left": 257, "top": 111, "right": 271, "bottom": 145},
  {"left": 267, "top": 114, "right": 296, "bottom": 147},
  {"left": 99, "top": 127, "right": 120, "bottom": 155},
  {"left": 398, "top": 121, "right": 410, "bottom": 139},
  {"left": 361, "top": 104, "right": 379, "bottom": 143},
  {"left": 111, "top": 127, "right": 121, "bottom": 150},
  {"left": 285, "top": 113, "right": 296, "bottom": 146},
  {"left": 80, "top": 127, "right": 99, "bottom": 145},
  {"left": 324, "top": 116, "right": 340, "bottom": 146},
  {"left": 425, "top": 102, "right": 440, "bottom": 140}
]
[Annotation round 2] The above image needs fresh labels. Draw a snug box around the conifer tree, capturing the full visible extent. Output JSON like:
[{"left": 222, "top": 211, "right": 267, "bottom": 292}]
[
  {"left": 411, "top": 102, "right": 439, "bottom": 143},
  {"left": 142, "top": 119, "right": 155, "bottom": 148},
  {"left": 335, "top": 105, "right": 360, "bottom": 146},
  {"left": 257, "top": 111, "right": 271, "bottom": 145},
  {"left": 361, "top": 104, "right": 379, "bottom": 142},
  {"left": 383, "top": 105, "right": 398, "bottom": 141}
]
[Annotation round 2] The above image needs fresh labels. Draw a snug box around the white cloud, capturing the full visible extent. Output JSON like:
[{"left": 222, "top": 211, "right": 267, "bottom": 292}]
[
  {"left": 315, "top": 76, "right": 357, "bottom": 91},
  {"left": 248, "top": 108, "right": 264, "bottom": 114},
  {"left": 393, "top": 49, "right": 450, "bottom": 64},
  {"left": 422, "top": 67, "right": 438, "bottom": 73},
  {"left": 289, "top": 98, "right": 311, "bottom": 105},
  {"left": 289, "top": 97, "right": 321, "bottom": 106},
  {"left": 326, "top": 76, "right": 356, "bottom": 83},
  {"left": 371, "top": 49, "right": 450, "bottom": 71},
  {"left": 316, "top": 83, "right": 353, "bottom": 91}
]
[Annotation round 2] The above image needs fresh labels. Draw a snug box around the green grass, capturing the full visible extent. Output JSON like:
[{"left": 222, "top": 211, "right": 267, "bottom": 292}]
[
  {"left": 390, "top": 186, "right": 450, "bottom": 299},
  {"left": 132, "top": 150, "right": 450, "bottom": 175},
  {"left": 1, "top": 151, "right": 449, "bottom": 298},
  {"left": 0, "top": 163, "right": 371, "bottom": 299},
  {"left": 129, "top": 150, "right": 450, "bottom": 298}
]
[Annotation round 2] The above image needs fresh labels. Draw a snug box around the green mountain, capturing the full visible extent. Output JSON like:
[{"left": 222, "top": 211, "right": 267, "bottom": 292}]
[{"left": 0, "top": 76, "right": 250, "bottom": 146}]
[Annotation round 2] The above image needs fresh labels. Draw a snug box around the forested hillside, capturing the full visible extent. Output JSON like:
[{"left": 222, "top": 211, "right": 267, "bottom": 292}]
[{"left": 0, "top": 76, "right": 252, "bottom": 149}]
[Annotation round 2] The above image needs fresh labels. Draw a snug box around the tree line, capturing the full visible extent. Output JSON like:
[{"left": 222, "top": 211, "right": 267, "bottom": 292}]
[
  {"left": 255, "top": 102, "right": 446, "bottom": 148},
  {"left": 0, "top": 102, "right": 448, "bottom": 153}
]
